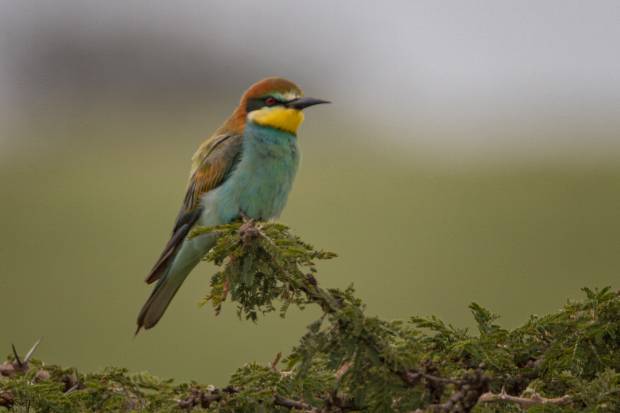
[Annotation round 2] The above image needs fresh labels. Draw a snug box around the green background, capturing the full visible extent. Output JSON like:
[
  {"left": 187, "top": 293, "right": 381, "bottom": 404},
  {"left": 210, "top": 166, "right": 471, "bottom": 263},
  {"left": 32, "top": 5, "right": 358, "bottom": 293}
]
[
  {"left": 1, "top": 109, "right": 618, "bottom": 384},
  {"left": 1, "top": 0, "right": 619, "bottom": 386}
]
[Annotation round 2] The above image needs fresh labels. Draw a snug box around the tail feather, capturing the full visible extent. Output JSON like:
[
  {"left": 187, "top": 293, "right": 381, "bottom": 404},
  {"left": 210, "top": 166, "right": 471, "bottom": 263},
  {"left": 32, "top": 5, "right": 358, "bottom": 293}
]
[
  {"left": 136, "top": 233, "right": 217, "bottom": 334},
  {"left": 136, "top": 253, "right": 199, "bottom": 333},
  {"left": 136, "top": 270, "right": 188, "bottom": 333}
]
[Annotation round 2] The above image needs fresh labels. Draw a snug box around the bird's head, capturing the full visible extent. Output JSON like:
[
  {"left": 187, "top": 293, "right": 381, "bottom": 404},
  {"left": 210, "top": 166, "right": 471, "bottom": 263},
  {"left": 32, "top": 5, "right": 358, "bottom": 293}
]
[{"left": 238, "top": 77, "right": 329, "bottom": 135}]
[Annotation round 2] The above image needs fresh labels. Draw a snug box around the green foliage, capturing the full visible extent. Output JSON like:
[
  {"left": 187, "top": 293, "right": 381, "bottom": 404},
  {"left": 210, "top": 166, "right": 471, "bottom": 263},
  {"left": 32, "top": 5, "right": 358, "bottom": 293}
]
[
  {"left": 2, "top": 221, "right": 619, "bottom": 412},
  {"left": 190, "top": 221, "right": 336, "bottom": 320},
  {"left": 0, "top": 361, "right": 196, "bottom": 413}
]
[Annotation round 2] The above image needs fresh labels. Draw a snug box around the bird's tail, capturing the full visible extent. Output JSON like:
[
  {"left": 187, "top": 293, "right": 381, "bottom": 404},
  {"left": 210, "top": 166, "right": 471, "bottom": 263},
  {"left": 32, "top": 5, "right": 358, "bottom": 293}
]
[
  {"left": 136, "top": 267, "right": 189, "bottom": 334},
  {"left": 136, "top": 230, "right": 218, "bottom": 334},
  {"left": 136, "top": 249, "right": 202, "bottom": 334}
]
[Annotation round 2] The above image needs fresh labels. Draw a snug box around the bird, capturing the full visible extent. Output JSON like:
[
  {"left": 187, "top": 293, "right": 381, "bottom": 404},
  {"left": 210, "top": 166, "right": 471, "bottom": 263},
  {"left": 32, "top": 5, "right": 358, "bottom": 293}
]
[{"left": 136, "top": 77, "right": 329, "bottom": 333}]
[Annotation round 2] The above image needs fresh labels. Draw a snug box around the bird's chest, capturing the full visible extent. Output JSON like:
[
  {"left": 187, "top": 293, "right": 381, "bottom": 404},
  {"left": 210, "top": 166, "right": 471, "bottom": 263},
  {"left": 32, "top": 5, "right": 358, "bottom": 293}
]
[
  {"left": 237, "top": 136, "right": 299, "bottom": 219},
  {"left": 208, "top": 130, "right": 299, "bottom": 222}
]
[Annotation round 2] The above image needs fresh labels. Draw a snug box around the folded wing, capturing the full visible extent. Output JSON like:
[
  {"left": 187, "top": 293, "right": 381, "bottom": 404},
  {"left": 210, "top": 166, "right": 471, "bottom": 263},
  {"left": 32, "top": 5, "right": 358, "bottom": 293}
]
[{"left": 144, "top": 133, "right": 243, "bottom": 284}]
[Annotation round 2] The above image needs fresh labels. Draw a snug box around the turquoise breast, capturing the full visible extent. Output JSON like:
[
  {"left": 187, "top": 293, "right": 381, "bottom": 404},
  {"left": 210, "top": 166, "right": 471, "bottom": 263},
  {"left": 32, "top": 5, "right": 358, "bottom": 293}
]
[{"left": 208, "top": 122, "right": 300, "bottom": 223}]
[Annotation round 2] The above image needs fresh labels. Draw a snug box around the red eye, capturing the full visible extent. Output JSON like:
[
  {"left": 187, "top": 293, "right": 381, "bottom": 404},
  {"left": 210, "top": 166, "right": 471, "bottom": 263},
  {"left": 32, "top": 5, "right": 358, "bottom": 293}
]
[{"left": 265, "top": 97, "right": 277, "bottom": 106}]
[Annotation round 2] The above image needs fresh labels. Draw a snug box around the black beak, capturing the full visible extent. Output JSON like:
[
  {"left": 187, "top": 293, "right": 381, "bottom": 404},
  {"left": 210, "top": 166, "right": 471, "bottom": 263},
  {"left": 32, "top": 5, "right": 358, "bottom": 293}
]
[{"left": 286, "top": 97, "right": 330, "bottom": 110}]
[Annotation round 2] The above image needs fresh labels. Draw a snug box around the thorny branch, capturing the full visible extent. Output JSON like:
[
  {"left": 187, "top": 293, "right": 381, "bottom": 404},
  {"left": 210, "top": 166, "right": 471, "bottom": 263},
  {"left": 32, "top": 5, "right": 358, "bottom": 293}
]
[
  {"left": 3, "top": 222, "right": 617, "bottom": 412},
  {"left": 238, "top": 221, "right": 489, "bottom": 400},
  {"left": 0, "top": 342, "right": 323, "bottom": 412},
  {"left": 0, "top": 339, "right": 40, "bottom": 378},
  {"left": 0, "top": 340, "right": 43, "bottom": 408},
  {"left": 478, "top": 390, "right": 572, "bottom": 408}
]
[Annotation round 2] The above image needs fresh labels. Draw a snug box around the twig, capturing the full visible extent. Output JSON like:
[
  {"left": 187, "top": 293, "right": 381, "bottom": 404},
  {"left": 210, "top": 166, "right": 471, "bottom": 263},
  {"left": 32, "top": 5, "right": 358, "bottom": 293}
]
[
  {"left": 335, "top": 360, "right": 352, "bottom": 380},
  {"left": 64, "top": 383, "right": 80, "bottom": 395},
  {"left": 478, "top": 390, "right": 571, "bottom": 408},
  {"left": 2, "top": 339, "right": 42, "bottom": 377},
  {"left": 0, "top": 391, "right": 14, "bottom": 408},
  {"left": 270, "top": 352, "right": 282, "bottom": 372},
  {"left": 177, "top": 385, "right": 317, "bottom": 412},
  {"left": 415, "top": 366, "right": 489, "bottom": 413},
  {"left": 401, "top": 369, "right": 462, "bottom": 386},
  {"left": 274, "top": 394, "right": 317, "bottom": 411}
]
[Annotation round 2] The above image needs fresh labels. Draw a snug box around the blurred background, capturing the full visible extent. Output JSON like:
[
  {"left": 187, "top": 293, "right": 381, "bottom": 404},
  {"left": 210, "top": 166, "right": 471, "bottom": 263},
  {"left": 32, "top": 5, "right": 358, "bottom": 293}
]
[{"left": 1, "top": 0, "right": 619, "bottom": 384}]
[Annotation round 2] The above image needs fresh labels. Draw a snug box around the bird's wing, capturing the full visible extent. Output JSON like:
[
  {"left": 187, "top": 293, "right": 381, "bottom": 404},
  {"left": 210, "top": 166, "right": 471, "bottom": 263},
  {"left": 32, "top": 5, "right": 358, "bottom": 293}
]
[{"left": 145, "top": 133, "right": 243, "bottom": 284}]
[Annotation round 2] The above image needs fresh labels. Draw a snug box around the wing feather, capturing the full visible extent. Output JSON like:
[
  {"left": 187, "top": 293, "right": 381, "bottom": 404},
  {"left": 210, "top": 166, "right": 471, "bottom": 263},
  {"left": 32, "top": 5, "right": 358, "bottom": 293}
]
[{"left": 145, "top": 133, "right": 243, "bottom": 284}]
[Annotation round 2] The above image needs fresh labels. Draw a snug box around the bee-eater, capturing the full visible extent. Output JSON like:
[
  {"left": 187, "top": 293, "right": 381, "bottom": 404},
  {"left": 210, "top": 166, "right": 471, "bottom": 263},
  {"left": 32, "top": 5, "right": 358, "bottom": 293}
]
[{"left": 136, "top": 77, "right": 329, "bottom": 332}]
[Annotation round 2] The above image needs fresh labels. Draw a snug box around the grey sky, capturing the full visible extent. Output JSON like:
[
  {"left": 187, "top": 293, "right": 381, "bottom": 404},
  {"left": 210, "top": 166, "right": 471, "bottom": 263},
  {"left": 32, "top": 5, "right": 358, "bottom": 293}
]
[{"left": 1, "top": 0, "right": 619, "bottom": 159}]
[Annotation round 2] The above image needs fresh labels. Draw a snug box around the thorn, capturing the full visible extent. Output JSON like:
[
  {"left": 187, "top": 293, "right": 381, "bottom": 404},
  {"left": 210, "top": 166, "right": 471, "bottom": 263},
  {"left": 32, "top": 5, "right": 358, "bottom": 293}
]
[
  {"left": 270, "top": 352, "right": 282, "bottom": 372},
  {"left": 11, "top": 344, "right": 22, "bottom": 368},
  {"left": 23, "top": 338, "right": 41, "bottom": 363},
  {"left": 64, "top": 383, "right": 79, "bottom": 394}
]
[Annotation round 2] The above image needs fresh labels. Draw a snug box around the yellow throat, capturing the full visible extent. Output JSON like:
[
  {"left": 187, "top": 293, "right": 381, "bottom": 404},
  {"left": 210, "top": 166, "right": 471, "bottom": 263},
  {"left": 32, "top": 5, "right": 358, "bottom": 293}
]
[{"left": 248, "top": 107, "right": 305, "bottom": 134}]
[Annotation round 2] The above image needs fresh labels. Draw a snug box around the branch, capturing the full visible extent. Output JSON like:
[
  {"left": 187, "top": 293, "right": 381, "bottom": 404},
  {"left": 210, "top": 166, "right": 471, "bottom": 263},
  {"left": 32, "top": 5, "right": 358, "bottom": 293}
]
[
  {"left": 176, "top": 385, "right": 236, "bottom": 409},
  {"left": 1, "top": 339, "right": 42, "bottom": 377},
  {"left": 176, "top": 385, "right": 319, "bottom": 412},
  {"left": 274, "top": 394, "right": 317, "bottom": 412},
  {"left": 205, "top": 221, "right": 488, "bottom": 409},
  {"left": 478, "top": 390, "right": 572, "bottom": 408},
  {"left": 0, "top": 390, "right": 14, "bottom": 408},
  {"left": 4, "top": 222, "right": 617, "bottom": 412}
]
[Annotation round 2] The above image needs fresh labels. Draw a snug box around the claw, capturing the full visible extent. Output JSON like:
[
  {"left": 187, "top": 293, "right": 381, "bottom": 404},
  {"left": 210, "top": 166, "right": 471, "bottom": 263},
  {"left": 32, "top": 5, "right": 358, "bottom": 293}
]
[{"left": 239, "top": 210, "right": 253, "bottom": 224}]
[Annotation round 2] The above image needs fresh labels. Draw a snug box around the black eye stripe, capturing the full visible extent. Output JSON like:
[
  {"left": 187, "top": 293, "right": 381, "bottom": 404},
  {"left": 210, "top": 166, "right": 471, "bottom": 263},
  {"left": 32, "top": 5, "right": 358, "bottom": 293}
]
[
  {"left": 246, "top": 96, "right": 285, "bottom": 112},
  {"left": 246, "top": 98, "right": 264, "bottom": 112}
]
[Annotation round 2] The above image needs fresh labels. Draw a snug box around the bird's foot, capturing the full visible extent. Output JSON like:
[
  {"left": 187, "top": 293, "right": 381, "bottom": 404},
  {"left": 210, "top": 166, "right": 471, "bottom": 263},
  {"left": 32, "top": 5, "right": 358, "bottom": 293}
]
[
  {"left": 239, "top": 210, "right": 254, "bottom": 224},
  {"left": 238, "top": 211, "right": 260, "bottom": 244}
]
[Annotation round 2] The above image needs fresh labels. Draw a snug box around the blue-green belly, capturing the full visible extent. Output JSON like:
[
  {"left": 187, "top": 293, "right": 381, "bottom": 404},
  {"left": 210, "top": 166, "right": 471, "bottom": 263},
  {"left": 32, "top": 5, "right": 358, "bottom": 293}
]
[{"left": 202, "top": 122, "right": 300, "bottom": 225}]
